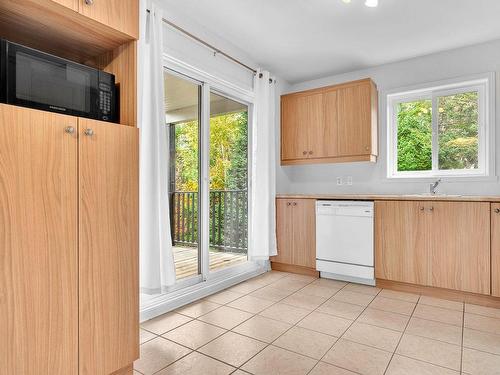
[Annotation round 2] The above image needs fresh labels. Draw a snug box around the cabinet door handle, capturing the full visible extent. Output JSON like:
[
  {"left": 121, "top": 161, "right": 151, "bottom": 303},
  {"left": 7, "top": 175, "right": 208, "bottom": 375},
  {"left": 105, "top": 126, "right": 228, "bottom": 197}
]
[
  {"left": 420, "top": 206, "right": 424, "bottom": 211},
  {"left": 495, "top": 208, "right": 500, "bottom": 214},
  {"left": 84, "top": 128, "right": 94, "bottom": 136},
  {"left": 292, "top": 202, "right": 297, "bottom": 206},
  {"left": 287, "top": 202, "right": 291, "bottom": 206},
  {"left": 84, "top": 0, "right": 94, "bottom": 5},
  {"left": 309, "top": 151, "right": 313, "bottom": 155},
  {"left": 429, "top": 206, "right": 434, "bottom": 212},
  {"left": 303, "top": 151, "right": 307, "bottom": 155},
  {"left": 64, "top": 126, "right": 75, "bottom": 134}
]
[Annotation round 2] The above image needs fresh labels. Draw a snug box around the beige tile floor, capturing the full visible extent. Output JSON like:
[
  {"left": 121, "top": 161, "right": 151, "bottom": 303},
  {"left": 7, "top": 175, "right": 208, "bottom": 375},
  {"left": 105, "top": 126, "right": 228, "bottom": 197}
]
[{"left": 136, "top": 271, "right": 500, "bottom": 375}]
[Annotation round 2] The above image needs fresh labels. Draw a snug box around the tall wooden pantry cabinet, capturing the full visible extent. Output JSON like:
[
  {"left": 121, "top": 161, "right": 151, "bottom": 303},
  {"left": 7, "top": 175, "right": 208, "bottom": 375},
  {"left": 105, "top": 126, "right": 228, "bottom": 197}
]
[{"left": 0, "top": 1, "right": 140, "bottom": 374}]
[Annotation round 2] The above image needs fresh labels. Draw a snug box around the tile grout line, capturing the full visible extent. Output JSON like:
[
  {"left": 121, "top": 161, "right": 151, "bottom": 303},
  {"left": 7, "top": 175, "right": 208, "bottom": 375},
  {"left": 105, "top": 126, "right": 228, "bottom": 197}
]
[
  {"left": 138, "top": 272, "right": 292, "bottom": 374},
  {"left": 382, "top": 293, "right": 421, "bottom": 375},
  {"left": 233, "top": 275, "right": 326, "bottom": 372},
  {"left": 303, "top": 283, "right": 378, "bottom": 375},
  {"left": 171, "top": 273, "right": 318, "bottom": 374},
  {"left": 139, "top": 273, "right": 500, "bottom": 375},
  {"left": 460, "top": 301, "right": 465, "bottom": 374}
]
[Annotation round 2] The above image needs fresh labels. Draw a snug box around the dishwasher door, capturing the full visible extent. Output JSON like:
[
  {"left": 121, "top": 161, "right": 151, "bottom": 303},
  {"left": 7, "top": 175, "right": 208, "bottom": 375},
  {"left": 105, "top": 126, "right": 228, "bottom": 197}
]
[{"left": 316, "top": 201, "right": 374, "bottom": 284}]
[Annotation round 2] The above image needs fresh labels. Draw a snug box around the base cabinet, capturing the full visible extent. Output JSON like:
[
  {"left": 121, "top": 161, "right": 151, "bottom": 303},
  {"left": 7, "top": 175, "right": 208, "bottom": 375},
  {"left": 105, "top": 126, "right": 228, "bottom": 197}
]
[
  {"left": 375, "top": 200, "right": 490, "bottom": 295},
  {"left": 492, "top": 203, "right": 500, "bottom": 297},
  {"left": 375, "top": 201, "right": 430, "bottom": 286},
  {"left": 0, "top": 105, "right": 139, "bottom": 374},
  {"left": 273, "top": 199, "right": 316, "bottom": 270}
]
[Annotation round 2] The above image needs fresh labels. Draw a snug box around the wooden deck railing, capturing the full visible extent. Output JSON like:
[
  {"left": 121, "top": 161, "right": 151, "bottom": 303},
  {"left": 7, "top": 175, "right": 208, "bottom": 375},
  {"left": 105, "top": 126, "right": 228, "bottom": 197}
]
[{"left": 170, "top": 190, "right": 248, "bottom": 253}]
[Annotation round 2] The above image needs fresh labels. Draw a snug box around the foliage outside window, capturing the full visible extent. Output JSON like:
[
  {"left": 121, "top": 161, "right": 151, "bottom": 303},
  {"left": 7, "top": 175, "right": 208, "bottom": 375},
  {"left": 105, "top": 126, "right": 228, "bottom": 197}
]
[
  {"left": 387, "top": 78, "right": 490, "bottom": 178},
  {"left": 173, "top": 111, "right": 248, "bottom": 191}
]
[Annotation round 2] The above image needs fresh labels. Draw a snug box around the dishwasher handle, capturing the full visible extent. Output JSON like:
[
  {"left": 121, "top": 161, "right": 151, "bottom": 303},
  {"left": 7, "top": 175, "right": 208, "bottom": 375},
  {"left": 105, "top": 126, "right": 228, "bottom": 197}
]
[{"left": 316, "top": 206, "right": 373, "bottom": 217}]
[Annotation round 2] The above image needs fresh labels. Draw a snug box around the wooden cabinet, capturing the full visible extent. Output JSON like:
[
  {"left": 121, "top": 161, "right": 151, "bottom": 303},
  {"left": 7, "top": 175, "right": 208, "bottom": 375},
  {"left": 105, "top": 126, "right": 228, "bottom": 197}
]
[
  {"left": 52, "top": 0, "right": 79, "bottom": 11},
  {"left": 430, "top": 202, "right": 490, "bottom": 294},
  {"left": 491, "top": 203, "right": 500, "bottom": 297},
  {"left": 375, "top": 200, "right": 490, "bottom": 295},
  {"left": 80, "top": 0, "right": 139, "bottom": 39},
  {"left": 0, "top": 105, "right": 139, "bottom": 374},
  {"left": 273, "top": 199, "right": 316, "bottom": 270},
  {"left": 281, "top": 93, "right": 323, "bottom": 161},
  {"left": 48, "top": 0, "right": 139, "bottom": 38},
  {"left": 337, "top": 82, "right": 377, "bottom": 156},
  {"left": 280, "top": 79, "right": 377, "bottom": 166},
  {"left": 274, "top": 199, "right": 294, "bottom": 265},
  {"left": 0, "top": 105, "right": 79, "bottom": 375},
  {"left": 78, "top": 119, "right": 139, "bottom": 374},
  {"left": 375, "top": 201, "right": 430, "bottom": 286},
  {"left": 0, "top": 1, "right": 138, "bottom": 65}
]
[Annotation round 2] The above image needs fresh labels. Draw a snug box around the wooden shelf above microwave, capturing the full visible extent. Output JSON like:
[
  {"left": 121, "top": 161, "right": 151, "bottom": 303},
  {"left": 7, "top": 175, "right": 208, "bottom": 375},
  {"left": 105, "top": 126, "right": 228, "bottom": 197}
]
[{"left": 0, "top": 0, "right": 136, "bottom": 64}]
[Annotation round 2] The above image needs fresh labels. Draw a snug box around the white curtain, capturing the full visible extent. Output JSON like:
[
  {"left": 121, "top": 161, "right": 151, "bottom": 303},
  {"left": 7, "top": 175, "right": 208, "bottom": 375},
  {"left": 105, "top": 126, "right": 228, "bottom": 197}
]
[
  {"left": 250, "top": 70, "right": 278, "bottom": 259},
  {"left": 139, "top": 0, "right": 176, "bottom": 294}
]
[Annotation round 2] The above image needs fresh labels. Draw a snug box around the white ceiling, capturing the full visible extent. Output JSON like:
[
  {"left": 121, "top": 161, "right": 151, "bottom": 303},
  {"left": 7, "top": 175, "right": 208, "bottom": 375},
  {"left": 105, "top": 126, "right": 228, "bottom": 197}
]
[{"left": 162, "top": 0, "right": 500, "bottom": 83}]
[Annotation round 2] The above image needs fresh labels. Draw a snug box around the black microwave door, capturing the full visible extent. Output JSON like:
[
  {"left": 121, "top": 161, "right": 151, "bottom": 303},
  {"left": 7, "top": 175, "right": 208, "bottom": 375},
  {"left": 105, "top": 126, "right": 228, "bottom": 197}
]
[{"left": 7, "top": 43, "right": 99, "bottom": 118}]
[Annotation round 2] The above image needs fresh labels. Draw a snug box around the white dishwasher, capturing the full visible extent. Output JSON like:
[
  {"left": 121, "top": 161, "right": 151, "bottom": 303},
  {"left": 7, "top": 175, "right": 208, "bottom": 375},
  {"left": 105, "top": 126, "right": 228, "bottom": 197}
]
[{"left": 316, "top": 201, "right": 375, "bottom": 285}]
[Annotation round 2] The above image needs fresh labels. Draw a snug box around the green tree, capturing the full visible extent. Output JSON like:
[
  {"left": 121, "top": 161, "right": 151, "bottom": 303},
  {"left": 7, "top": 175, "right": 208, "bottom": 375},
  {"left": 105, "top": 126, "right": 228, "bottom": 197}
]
[
  {"left": 172, "top": 111, "right": 248, "bottom": 191},
  {"left": 397, "top": 100, "right": 432, "bottom": 171},
  {"left": 396, "top": 91, "right": 478, "bottom": 172}
]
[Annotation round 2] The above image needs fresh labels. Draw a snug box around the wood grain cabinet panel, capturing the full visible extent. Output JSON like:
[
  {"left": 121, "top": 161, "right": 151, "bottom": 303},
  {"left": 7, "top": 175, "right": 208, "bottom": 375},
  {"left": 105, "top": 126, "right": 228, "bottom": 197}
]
[
  {"left": 376, "top": 200, "right": 490, "bottom": 295},
  {"left": 316, "top": 89, "right": 339, "bottom": 158},
  {"left": 78, "top": 119, "right": 139, "bottom": 375},
  {"left": 375, "top": 201, "right": 430, "bottom": 285},
  {"left": 492, "top": 203, "right": 500, "bottom": 297},
  {"left": 273, "top": 198, "right": 316, "bottom": 270},
  {"left": 281, "top": 94, "right": 322, "bottom": 161},
  {"left": 429, "top": 202, "right": 490, "bottom": 295},
  {"left": 52, "top": 0, "right": 79, "bottom": 11},
  {"left": 80, "top": 0, "right": 139, "bottom": 39},
  {"left": 292, "top": 199, "right": 316, "bottom": 268},
  {"left": 337, "top": 82, "right": 372, "bottom": 156},
  {"left": 274, "top": 199, "right": 294, "bottom": 265},
  {"left": 0, "top": 104, "right": 78, "bottom": 374},
  {"left": 280, "top": 78, "right": 377, "bottom": 165}
]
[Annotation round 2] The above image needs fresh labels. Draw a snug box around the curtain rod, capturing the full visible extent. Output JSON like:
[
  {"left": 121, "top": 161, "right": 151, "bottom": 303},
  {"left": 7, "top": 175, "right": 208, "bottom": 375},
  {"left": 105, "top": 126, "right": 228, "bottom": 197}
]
[{"left": 146, "top": 9, "right": 259, "bottom": 76}]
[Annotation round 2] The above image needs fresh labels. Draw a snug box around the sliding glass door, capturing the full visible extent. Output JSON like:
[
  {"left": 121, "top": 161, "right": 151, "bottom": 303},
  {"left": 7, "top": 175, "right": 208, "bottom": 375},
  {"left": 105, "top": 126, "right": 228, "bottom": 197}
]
[
  {"left": 209, "top": 92, "right": 249, "bottom": 272},
  {"left": 165, "top": 71, "right": 202, "bottom": 282},
  {"left": 164, "top": 70, "right": 250, "bottom": 287}
]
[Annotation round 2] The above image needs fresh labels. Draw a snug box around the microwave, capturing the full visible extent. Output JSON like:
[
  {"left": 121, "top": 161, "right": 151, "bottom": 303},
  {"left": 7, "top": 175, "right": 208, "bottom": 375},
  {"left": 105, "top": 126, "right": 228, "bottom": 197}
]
[{"left": 0, "top": 39, "right": 117, "bottom": 122}]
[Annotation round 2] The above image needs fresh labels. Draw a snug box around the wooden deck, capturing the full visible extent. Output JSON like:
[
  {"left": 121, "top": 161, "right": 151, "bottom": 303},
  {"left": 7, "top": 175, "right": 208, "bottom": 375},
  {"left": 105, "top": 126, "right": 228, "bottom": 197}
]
[{"left": 173, "top": 246, "right": 247, "bottom": 280}]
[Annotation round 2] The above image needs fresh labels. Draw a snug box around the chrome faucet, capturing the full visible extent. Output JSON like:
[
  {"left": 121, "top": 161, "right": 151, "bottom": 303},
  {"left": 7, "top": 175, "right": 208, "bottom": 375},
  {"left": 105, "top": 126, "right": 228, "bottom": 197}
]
[{"left": 430, "top": 178, "right": 442, "bottom": 195}]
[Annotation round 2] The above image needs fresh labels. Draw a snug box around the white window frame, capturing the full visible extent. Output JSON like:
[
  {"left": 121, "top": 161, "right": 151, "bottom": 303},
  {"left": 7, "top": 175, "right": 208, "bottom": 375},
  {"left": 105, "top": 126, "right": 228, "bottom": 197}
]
[{"left": 386, "top": 73, "right": 495, "bottom": 180}]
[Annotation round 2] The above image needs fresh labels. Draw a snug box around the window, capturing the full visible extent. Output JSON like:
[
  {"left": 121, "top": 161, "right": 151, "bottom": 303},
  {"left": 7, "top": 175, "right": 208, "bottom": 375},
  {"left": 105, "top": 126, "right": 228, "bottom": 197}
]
[{"left": 387, "top": 75, "right": 493, "bottom": 179}]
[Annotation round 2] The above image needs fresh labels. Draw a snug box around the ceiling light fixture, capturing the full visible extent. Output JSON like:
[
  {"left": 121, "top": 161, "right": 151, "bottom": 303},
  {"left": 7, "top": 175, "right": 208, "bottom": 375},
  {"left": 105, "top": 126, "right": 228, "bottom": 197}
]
[
  {"left": 364, "top": 0, "right": 378, "bottom": 7},
  {"left": 342, "top": 0, "right": 352, "bottom": 3}
]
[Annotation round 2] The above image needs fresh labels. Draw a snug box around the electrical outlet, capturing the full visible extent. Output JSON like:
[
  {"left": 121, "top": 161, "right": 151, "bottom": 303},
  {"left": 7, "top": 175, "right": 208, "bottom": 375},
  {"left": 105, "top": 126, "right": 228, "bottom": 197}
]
[
  {"left": 347, "top": 176, "right": 353, "bottom": 185},
  {"left": 336, "top": 177, "right": 343, "bottom": 186}
]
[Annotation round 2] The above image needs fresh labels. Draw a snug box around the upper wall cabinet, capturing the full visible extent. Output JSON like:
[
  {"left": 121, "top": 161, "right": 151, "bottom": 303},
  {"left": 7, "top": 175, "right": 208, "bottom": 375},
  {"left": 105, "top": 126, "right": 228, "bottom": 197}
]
[
  {"left": 281, "top": 79, "right": 378, "bottom": 165},
  {"left": 79, "top": 0, "right": 139, "bottom": 39}
]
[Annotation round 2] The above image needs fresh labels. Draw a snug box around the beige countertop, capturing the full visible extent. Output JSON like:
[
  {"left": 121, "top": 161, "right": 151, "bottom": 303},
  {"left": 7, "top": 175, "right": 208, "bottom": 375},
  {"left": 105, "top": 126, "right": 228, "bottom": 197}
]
[{"left": 276, "top": 193, "right": 500, "bottom": 202}]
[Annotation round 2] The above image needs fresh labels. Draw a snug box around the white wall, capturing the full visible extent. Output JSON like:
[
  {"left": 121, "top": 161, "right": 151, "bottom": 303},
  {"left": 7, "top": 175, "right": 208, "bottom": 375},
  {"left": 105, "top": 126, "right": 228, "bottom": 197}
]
[
  {"left": 277, "top": 39, "right": 500, "bottom": 196},
  {"left": 156, "top": 0, "right": 257, "bottom": 90}
]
